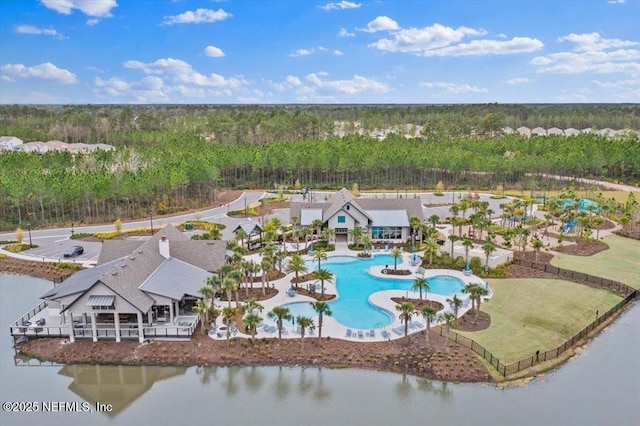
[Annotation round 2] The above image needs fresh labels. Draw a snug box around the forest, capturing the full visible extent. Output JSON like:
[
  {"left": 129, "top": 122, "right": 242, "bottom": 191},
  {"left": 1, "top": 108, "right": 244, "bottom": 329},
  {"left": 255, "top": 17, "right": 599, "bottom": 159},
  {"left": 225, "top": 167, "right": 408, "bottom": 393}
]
[{"left": 1, "top": 104, "right": 639, "bottom": 230}]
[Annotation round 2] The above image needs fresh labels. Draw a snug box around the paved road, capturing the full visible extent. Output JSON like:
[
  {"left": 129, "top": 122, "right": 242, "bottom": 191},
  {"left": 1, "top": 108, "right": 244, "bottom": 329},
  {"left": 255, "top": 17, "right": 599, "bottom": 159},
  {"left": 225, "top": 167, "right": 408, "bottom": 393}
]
[{"left": 1, "top": 191, "right": 265, "bottom": 263}]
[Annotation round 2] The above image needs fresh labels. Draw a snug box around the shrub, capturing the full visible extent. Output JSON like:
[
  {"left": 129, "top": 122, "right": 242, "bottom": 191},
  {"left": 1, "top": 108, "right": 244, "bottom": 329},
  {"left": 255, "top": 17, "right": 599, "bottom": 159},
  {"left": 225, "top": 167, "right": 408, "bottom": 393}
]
[
  {"left": 5, "top": 243, "right": 37, "bottom": 252},
  {"left": 228, "top": 207, "right": 259, "bottom": 217},
  {"left": 70, "top": 233, "right": 92, "bottom": 239}
]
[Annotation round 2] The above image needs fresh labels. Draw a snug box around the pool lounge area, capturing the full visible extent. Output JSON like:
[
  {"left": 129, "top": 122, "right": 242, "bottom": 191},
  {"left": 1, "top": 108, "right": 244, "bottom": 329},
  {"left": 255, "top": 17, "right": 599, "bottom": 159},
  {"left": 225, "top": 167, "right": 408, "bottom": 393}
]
[{"left": 208, "top": 249, "right": 492, "bottom": 342}]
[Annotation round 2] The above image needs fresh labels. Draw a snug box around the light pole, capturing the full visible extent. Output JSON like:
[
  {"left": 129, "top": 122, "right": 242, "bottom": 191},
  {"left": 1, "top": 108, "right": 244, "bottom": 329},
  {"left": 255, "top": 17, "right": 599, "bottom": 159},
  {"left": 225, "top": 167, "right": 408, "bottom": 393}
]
[
  {"left": 150, "top": 212, "right": 154, "bottom": 235},
  {"left": 71, "top": 222, "right": 74, "bottom": 236},
  {"left": 27, "top": 222, "right": 32, "bottom": 247},
  {"left": 244, "top": 197, "right": 247, "bottom": 217}
]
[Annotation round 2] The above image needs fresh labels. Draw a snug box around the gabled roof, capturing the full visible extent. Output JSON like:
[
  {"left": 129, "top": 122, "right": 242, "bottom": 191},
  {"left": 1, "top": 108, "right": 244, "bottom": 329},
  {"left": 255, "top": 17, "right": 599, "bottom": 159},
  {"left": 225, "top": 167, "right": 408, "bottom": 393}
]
[
  {"left": 323, "top": 188, "right": 371, "bottom": 223},
  {"left": 366, "top": 210, "right": 409, "bottom": 227},
  {"left": 139, "top": 257, "right": 210, "bottom": 300},
  {"left": 41, "top": 260, "right": 120, "bottom": 300},
  {"left": 233, "top": 222, "right": 264, "bottom": 236}
]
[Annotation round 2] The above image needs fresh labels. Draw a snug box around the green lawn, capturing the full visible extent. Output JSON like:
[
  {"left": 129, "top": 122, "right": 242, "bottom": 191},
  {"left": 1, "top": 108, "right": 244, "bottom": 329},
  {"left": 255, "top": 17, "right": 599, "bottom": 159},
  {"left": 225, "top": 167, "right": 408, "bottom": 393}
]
[
  {"left": 551, "top": 235, "right": 640, "bottom": 289},
  {"left": 458, "top": 278, "right": 622, "bottom": 364}
]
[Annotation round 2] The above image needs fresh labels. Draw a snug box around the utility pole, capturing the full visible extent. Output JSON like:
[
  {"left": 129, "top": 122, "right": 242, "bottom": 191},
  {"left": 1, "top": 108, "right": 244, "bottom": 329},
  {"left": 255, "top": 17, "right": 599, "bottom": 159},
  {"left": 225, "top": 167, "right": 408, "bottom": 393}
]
[
  {"left": 27, "top": 222, "right": 32, "bottom": 247},
  {"left": 150, "top": 213, "right": 154, "bottom": 235}
]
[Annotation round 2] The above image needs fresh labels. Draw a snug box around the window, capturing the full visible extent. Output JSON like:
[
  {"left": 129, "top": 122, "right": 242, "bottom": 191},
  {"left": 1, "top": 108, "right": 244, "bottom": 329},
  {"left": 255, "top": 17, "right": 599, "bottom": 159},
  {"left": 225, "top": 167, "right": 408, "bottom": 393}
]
[
  {"left": 346, "top": 205, "right": 350, "bottom": 210},
  {"left": 337, "top": 215, "right": 346, "bottom": 223}
]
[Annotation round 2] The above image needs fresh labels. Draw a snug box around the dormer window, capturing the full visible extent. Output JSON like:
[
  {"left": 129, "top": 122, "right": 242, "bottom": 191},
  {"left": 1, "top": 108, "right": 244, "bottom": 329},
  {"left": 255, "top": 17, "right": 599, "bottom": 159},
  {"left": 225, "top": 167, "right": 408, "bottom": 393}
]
[{"left": 346, "top": 205, "right": 350, "bottom": 210}]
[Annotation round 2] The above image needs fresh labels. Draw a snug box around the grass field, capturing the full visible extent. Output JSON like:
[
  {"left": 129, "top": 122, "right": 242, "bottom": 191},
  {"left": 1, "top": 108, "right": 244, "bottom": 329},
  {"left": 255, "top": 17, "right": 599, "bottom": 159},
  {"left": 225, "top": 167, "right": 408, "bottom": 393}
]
[
  {"left": 457, "top": 278, "right": 622, "bottom": 364},
  {"left": 551, "top": 235, "right": 640, "bottom": 289},
  {"left": 501, "top": 189, "right": 632, "bottom": 204}
]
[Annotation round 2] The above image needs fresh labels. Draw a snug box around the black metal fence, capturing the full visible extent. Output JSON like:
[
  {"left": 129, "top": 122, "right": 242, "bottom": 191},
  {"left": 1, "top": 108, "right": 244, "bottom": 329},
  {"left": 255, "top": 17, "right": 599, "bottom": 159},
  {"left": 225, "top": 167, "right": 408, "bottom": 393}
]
[{"left": 513, "top": 259, "right": 636, "bottom": 297}]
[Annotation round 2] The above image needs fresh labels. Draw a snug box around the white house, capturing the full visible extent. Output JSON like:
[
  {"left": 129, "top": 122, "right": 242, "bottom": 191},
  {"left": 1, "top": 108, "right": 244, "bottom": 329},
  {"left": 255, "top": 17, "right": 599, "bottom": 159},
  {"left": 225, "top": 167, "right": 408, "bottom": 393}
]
[
  {"left": 290, "top": 188, "right": 424, "bottom": 243},
  {"left": 0, "top": 136, "right": 23, "bottom": 151},
  {"left": 12, "top": 225, "right": 227, "bottom": 343}
]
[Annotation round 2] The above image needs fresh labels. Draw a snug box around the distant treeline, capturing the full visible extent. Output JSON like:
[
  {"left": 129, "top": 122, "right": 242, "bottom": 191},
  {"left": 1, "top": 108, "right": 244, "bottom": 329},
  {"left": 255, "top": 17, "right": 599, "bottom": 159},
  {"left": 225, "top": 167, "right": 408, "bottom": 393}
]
[
  {"left": 1, "top": 104, "right": 639, "bottom": 145},
  {"left": 1, "top": 130, "right": 638, "bottom": 230}
]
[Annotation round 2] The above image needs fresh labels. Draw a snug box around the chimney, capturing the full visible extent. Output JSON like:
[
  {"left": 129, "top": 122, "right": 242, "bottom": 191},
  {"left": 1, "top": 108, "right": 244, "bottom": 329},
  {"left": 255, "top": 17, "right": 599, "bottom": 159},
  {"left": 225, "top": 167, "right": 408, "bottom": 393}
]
[{"left": 159, "top": 236, "right": 170, "bottom": 259}]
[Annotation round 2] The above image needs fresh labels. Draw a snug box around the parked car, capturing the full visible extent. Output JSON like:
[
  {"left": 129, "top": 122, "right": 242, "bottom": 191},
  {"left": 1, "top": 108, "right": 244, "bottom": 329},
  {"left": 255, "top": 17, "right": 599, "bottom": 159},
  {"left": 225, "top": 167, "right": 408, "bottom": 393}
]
[{"left": 63, "top": 245, "right": 84, "bottom": 258}]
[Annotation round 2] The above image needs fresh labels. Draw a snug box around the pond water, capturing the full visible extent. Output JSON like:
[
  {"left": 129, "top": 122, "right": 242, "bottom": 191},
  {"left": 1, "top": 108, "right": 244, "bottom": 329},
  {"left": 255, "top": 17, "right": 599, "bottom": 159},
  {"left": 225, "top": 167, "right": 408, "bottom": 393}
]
[{"left": 1, "top": 273, "right": 638, "bottom": 426}]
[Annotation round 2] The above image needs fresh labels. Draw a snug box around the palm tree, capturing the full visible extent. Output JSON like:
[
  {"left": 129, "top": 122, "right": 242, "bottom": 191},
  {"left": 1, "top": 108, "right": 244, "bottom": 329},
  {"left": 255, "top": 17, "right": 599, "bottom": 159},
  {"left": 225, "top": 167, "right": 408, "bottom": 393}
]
[
  {"left": 321, "top": 227, "right": 334, "bottom": 243},
  {"left": 310, "top": 218, "right": 323, "bottom": 239},
  {"left": 465, "top": 284, "right": 482, "bottom": 313},
  {"left": 361, "top": 235, "right": 372, "bottom": 255},
  {"left": 268, "top": 306, "right": 292, "bottom": 340},
  {"left": 310, "top": 301, "right": 332, "bottom": 339},
  {"left": 391, "top": 247, "right": 403, "bottom": 270},
  {"left": 438, "top": 312, "right": 456, "bottom": 349},
  {"left": 409, "top": 216, "right": 423, "bottom": 247},
  {"left": 428, "top": 214, "right": 440, "bottom": 230},
  {"left": 194, "top": 299, "right": 209, "bottom": 333},
  {"left": 350, "top": 226, "right": 363, "bottom": 247},
  {"left": 531, "top": 234, "right": 544, "bottom": 262},
  {"left": 312, "top": 249, "right": 327, "bottom": 270},
  {"left": 296, "top": 316, "right": 315, "bottom": 349},
  {"left": 411, "top": 277, "right": 430, "bottom": 301},
  {"left": 260, "top": 257, "right": 272, "bottom": 297},
  {"left": 420, "top": 305, "right": 437, "bottom": 344},
  {"left": 312, "top": 268, "right": 333, "bottom": 299},
  {"left": 446, "top": 295, "right": 463, "bottom": 319},
  {"left": 462, "top": 237, "right": 473, "bottom": 266},
  {"left": 481, "top": 240, "right": 496, "bottom": 269},
  {"left": 467, "top": 285, "right": 489, "bottom": 321},
  {"left": 221, "top": 306, "right": 238, "bottom": 342},
  {"left": 242, "top": 298, "right": 264, "bottom": 316},
  {"left": 221, "top": 276, "right": 238, "bottom": 308},
  {"left": 236, "top": 228, "right": 248, "bottom": 250},
  {"left": 395, "top": 302, "right": 415, "bottom": 338},
  {"left": 423, "top": 237, "right": 440, "bottom": 265},
  {"left": 241, "top": 260, "right": 253, "bottom": 296},
  {"left": 285, "top": 252, "right": 307, "bottom": 289},
  {"left": 243, "top": 312, "right": 262, "bottom": 342},
  {"left": 448, "top": 234, "right": 459, "bottom": 259}
]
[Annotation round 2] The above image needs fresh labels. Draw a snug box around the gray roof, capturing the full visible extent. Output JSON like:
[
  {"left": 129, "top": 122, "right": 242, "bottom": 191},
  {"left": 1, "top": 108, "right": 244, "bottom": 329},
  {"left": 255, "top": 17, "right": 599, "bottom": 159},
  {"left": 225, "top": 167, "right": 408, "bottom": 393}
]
[
  {"left": 97, "top": 240, "right": 144, "bottom": 265},
  {"left": 44, "top": 224, "right": 227, "bottom": 312},
  {"left": 41, "top": 260, "right": 119, "bottom": 300},
  {"left": 140, "top": 258, "right": 209, "bottom": 300},
  {"left": 366, "top": 209, "right": 410, "bottom": 227},
  {"left": 233, "top": 222, "right": 264, "bottom": 236},
  {"left": 87, "top": 295, "right": 115, "bottom": 307},
  {"left": 290, "top": 189, "right": 424, "bottom": 226}
]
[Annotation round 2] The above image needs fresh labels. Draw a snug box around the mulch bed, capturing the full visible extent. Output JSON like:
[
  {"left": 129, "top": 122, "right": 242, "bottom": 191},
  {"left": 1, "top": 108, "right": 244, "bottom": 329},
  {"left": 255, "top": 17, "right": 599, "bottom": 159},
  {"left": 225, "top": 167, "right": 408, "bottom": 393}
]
[
  {"left": 383, "top": 269, "right": 412, "bottom": 276},
  {"left": 614, "top": 229, "right": 640, "bottom": 240},
  {"left": 0, "top": 257, "right": 76, "bottom": 282},
  {"left": 554, "top": 239, "right": 609, "bottom": 256},
  {"left": 18, "top": 329, "right": 493, "bottom": 383},
  {"left": 390, "top": 297, "right": 444, "bottom": 312},
  {"left": 453, "top": 310, "right": 491, "bottom": 332}
]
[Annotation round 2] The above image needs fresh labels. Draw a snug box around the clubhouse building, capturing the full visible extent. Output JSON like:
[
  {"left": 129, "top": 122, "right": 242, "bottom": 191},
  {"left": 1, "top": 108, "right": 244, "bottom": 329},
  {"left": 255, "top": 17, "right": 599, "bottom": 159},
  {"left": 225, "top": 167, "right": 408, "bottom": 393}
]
[{"left": 290, "top": 188, "right": 424, "bottom": 242}]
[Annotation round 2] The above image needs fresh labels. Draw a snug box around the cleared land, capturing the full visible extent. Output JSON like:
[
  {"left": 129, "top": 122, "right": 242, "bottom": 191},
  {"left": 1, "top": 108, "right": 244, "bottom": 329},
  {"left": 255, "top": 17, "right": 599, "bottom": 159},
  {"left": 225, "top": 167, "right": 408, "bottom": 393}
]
[
  {"left": 458, "top": 278, "right": 622, "bottom": 363},
  {"left": 502, "top": 189, "right": 632, "bottom": 204},
  {"left": 551, "top": 235, "right": 640, "bottom": 289}
]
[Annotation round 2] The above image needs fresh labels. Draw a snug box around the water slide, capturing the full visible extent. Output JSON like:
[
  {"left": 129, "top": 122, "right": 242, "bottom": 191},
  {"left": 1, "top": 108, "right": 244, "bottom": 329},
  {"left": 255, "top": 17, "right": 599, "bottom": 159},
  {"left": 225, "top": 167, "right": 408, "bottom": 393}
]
[{"left": 562, "top": 219, "right": 576, "bottom": 233}]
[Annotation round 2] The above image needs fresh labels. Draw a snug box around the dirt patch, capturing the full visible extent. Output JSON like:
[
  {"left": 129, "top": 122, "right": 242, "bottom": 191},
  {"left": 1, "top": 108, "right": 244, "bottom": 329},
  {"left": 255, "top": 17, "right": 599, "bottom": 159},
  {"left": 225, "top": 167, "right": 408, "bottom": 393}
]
[
  {"left": 554, "top": 239, "right": 609, "bottom": 256},
  {"left": 614, "top": 229, "right": 640, "bottom": 240},
  {"left": 453, "top": 309, "right": 491, "bottom": 332},
  {"left": 382, "top": 269, "right": 412, "bottom": 276},
  {"left": 17, "top": 330, "right": 493, "bottom": 383}
]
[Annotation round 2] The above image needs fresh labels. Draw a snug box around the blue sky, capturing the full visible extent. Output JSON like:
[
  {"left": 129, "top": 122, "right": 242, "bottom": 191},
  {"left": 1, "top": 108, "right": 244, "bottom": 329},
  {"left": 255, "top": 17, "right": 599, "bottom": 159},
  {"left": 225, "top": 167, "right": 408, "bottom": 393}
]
[{"left": 1, "top": 0, "right": 639, "bottom": 104}]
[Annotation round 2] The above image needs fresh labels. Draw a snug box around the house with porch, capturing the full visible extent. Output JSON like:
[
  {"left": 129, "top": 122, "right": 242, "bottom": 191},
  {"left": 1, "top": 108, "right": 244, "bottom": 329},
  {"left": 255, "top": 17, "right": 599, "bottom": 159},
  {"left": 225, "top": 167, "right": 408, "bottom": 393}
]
[
  {"left": 289, "top": 188, "right": 424, "bottom": 243},
  {"left": 11, "top": 225, "right": 227, "bottom": 343}
]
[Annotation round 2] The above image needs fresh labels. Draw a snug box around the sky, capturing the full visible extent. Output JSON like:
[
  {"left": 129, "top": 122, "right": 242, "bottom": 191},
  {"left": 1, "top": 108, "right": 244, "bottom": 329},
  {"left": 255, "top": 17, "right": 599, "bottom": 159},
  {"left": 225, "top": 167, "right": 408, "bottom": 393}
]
[{"left": 0, "top": 0, "right": 639, "bottom": 104}]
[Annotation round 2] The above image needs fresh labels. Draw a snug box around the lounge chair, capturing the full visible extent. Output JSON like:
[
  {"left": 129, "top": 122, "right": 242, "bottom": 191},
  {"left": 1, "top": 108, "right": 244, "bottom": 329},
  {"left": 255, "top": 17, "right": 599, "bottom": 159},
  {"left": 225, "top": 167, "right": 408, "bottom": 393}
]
[
  {"left": 346, "top": 328, "right": 353, "bottom": 338},
  {"left": 408, "top": 321, "right": 416, "bottom": 330},
  {"left": 369, "top": 329, "right": 375, "bottom": 338},
  {"left": 357, "top": 330, "right": 364, "bottom": 338},
  {"left": 381, "top": 330, "right": 390, "bottom": 339},
  {"left": 413, "top": 321, "right": 424, "bottom": 328},
  {"left": 392, "top": 327, "right": 403, "bottom": 336},
  {"left": 309, "top": 328, "right": 315, "bottom": 336}
]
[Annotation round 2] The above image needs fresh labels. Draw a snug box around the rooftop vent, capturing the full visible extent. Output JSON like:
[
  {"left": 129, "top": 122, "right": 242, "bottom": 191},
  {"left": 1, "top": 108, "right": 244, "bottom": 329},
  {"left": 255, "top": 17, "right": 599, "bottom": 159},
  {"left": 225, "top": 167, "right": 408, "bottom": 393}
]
[{"left": 111, "top": 271, "right": 118, "bottom": 276}]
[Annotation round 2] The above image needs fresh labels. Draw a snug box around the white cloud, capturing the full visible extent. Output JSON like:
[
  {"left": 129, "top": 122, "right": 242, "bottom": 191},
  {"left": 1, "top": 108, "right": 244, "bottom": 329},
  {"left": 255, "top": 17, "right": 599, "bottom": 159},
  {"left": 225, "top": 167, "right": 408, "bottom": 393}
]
[
  {"left": 123, "top": 57, "right": 246, "bottom": 88},
  {"left": 359, "top": 16, "right": 399, "bottom": 33},
  {"left": 14, "top": 25, "right": 65, "bottom": 39},
  {"left": 334, "top": 50, "right": 344, "bottom": 56},
  {"left": 94, "top": 76, "right": 130, "bottom": 96},
  {"left": 607, "top": 0, "right": 625, "bottom": 4},
  {"left": 162, "top": 8, "right": 232, "bottom": 25},
  {"left": 420, "top": 81, "right": 488, "bottom": 94},
  {"left": 506, "top": 77, "right": 531, "bottom": 85},
  {"left": 40, "top": 0, "right": 117, "bottom": 17},
  {"left": 1, "top": 62, "right": 77, "bottom": 84},
  {"left": 290, "top": 46, "right": 328, "bottom": 57},
  {"left": 204, "top": 45, "right": 225, "bottom": 57},
  {"left": 532, "top": 33, "right": 640, "bottom": 76},
  {"left": 268, "top": 73, "right": 390, "bottom": 99},
  {"left": 559, "top": 33, "right": 638, "bottom": 52},
  {"left": 593, "top": 79, "right": 638, "bottom": 88},
  {"left": 321, "top": 1, "right": 361, "bottom": 11},
  {"left": 338, "top": 28, "right": 355, "bottom": 37},
  {"left": 86, "top": 18, "right": 99, "bottom": 26},
  {"left": 369, "top": 22, "right": 542, "bottom": 56}
]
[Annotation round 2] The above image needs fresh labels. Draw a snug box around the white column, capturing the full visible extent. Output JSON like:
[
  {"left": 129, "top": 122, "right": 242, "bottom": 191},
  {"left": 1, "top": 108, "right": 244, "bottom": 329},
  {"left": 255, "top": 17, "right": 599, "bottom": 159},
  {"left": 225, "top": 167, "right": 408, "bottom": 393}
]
[
  {"left": 137, "top": 312, "right": 144, "bottom": 343},
  {"left": 169, "top": 302, "right": 175, "bottom": 323},
  {"left": 91, "top": 312, "right": 98, "bottom": 342},
  {"left": 114, "top": 312, "right": 121, "bottom": 342},
  {"left": 67, "top": 311, "right": 75, "bottom": 343}
]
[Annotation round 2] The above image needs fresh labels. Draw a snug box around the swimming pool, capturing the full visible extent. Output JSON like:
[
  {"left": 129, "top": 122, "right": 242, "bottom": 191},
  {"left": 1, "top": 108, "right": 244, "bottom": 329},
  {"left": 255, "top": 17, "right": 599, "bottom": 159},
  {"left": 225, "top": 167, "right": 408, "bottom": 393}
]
[{"left": 281, "top": 255, "right": 466, "bottom": 329}]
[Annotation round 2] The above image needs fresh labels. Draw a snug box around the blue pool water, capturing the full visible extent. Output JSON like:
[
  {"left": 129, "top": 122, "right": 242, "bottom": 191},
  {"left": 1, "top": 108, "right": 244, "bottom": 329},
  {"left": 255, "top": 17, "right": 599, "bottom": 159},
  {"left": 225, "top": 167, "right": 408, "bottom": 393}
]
[
  {"left": 562, "top": 198, "right": 600, "bottom": 212},
  {"left": 282, "top": 255, "right": 465, "bottom": 329}
]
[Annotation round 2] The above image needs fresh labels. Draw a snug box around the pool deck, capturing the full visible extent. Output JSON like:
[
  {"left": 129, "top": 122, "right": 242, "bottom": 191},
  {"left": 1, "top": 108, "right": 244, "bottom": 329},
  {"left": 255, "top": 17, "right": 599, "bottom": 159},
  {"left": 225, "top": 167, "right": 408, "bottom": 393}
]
[{"left": 208, "top": 245, "right": 492, "bottom": 342}]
